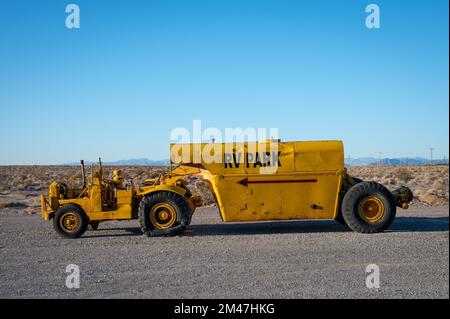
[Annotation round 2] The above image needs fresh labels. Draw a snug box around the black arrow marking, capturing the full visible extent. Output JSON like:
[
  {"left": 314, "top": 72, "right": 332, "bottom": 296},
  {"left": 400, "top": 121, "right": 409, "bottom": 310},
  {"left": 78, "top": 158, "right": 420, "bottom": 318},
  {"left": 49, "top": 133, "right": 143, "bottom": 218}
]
[{"left": 238, "top": 178, "right": 317, "bottom": 186}]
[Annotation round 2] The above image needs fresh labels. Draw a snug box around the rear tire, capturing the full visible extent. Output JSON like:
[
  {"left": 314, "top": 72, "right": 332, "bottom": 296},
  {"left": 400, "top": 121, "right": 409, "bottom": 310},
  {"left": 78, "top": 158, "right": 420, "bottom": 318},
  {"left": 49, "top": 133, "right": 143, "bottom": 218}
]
[
  {"left": 53, "top": 204, "right": 88, "bottom": 238},
  {"left": 138, "top": 192, "right": 191, "bottom": 237},
  {"left": 335, "top": 213, "right": 347, "bottom": 226},
  {"left": 335, "top": 176, "right": 365, "bottom": 227},
  {"left": 342, "top": 182, "right": 396, "bottom": 233}
]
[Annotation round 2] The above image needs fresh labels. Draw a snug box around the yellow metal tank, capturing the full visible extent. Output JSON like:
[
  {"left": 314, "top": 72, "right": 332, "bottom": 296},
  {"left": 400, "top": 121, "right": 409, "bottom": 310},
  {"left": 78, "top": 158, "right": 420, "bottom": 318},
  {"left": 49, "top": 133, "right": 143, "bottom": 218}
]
[{"left": 170, "top": 140, "right": 344, "bottom": 222}]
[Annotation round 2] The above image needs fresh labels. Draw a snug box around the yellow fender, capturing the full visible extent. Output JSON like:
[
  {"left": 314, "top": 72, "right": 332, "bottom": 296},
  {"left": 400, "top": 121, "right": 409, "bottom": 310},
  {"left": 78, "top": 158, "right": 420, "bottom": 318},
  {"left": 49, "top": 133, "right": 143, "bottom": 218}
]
[
  {"left": 136, "top": 184, "right": 201, "bottom": 215},
  {"left": 137, "top": 184, "right": 188, "bottom": 198}
]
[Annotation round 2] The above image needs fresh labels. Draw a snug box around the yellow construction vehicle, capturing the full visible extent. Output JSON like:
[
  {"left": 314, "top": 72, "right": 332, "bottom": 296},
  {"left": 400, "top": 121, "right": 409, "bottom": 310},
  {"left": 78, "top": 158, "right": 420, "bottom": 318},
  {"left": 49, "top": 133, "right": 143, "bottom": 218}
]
[{"left": 40, "top": 140, "right": 413, "bottom": 238}]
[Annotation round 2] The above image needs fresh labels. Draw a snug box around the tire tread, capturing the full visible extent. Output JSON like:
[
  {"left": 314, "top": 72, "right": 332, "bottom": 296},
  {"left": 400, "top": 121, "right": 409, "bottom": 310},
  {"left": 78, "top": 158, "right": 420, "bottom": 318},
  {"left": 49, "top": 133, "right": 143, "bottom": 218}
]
[
  {"left": 138, "top": 191, "right": 191, "bottom": 237},
  {"left": 342, "top": 182, "right": 396, "bottom": 233}
]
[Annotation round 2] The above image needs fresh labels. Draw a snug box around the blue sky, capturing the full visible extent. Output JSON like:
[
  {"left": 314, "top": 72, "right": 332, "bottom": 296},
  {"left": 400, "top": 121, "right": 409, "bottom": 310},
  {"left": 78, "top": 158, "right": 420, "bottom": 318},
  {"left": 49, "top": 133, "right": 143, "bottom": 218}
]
[{"left": 0, "top": 0, "right": 448, "bottom": 164}]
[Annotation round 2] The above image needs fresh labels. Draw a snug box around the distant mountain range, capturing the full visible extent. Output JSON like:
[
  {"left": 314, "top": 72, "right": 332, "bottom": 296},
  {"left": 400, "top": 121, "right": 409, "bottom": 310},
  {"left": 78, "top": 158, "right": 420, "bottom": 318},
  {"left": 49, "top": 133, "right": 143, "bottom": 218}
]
[
  {"left": 345, "top": 157, "right": 447, "bottom": 166},
  {"left": 65, "top": 157, "right": 447, "bottom": 166}
]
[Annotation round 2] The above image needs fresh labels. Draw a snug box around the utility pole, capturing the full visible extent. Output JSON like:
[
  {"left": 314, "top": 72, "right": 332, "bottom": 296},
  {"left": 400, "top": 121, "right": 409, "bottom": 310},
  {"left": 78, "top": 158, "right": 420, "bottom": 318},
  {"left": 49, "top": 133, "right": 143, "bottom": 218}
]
[
  {"left": 379, "top": 152, "right": 382, "bottom": 167},
  {"left": 430, "top": 148, "right": 433, "bottom": 165}
]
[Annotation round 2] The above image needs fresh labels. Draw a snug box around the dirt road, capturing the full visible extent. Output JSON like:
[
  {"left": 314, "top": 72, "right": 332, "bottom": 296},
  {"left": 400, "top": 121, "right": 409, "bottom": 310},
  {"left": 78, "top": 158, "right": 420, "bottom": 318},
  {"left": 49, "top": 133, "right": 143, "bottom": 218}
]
[{"left": 0, "top": 205, "right": 448, "bottom": 298}]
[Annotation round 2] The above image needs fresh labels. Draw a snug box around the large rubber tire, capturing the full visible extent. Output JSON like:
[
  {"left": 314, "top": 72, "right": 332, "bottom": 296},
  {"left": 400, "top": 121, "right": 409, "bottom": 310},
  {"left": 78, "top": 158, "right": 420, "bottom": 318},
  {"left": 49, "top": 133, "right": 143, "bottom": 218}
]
[
  {"left": 351, "top": 176, "right": 364, "bottom": 184},
  {"left": 138, "top": 192, "right": 191, "bottom": 237},
  {"left": 342, "top": 182, "right": 396, "bottom": 233},
  {"left": 335, "top": 176, "right": 364, "bottom": 226},
  {"left": 335, "top": 212, "right": 347, "bottom": 226},
  {"left": 53, "top": 204, "right": 88, "bottom": 239}
]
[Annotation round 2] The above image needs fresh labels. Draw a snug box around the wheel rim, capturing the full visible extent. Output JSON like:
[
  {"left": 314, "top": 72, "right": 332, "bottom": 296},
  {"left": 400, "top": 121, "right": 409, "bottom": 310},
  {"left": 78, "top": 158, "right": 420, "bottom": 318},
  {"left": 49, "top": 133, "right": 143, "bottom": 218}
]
[
  {"left": 358, "top": 196, "right": 385, "bottom": 223},
  {"left": 59, "top": 212, "right": 80, "bottom": 232},
  {"left": 150, "top": 203, "right": 177, "bottom": 229}
]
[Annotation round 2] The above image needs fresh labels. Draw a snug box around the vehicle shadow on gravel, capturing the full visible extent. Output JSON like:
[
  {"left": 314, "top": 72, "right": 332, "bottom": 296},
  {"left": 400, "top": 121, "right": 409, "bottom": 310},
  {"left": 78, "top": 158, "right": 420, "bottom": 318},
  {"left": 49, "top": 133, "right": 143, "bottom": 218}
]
[
  {"left": 389, "top": 216, "right": 449, "bottom": 233},
  {"left": 182, "top": 220, "right": 350, "bottom": 236},
  {"left": 182, "top": 216, "right": 449, "bottom": 237},
  {"left": 82, "top": 216, "right": 449, "bottom": 238},
  {"left": 83, "top": 227, "right": 142, "bottom": 238},
  {"left": 83, "top": 221, "right": 351, "bottom": 238}
]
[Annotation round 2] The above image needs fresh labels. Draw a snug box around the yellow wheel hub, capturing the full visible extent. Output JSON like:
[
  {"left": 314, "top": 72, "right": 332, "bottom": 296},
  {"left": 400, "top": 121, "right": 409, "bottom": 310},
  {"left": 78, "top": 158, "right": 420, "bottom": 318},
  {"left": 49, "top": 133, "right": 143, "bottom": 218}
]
[
  {"left": 358, "top": 196, "right": 385, "bottom": 223},
  {"left": 60, "top": 212, "right": 79, "bottom": 232},
  {"left": 150, "top": 203, "right": 177, "bottom": 229}
]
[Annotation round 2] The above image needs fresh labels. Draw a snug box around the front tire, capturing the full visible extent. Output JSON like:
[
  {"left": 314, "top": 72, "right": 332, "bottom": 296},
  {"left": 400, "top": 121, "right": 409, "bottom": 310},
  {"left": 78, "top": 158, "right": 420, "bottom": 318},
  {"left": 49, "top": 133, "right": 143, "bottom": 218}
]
[
  {"left": 138, "top": 192, "right": 191, "bottom": 237},
  {"left": 53, "top": 204, "right": 88, "bottom": 238},
  {"left": 342, "top": 182, "right": 396, "bottom": 233}
]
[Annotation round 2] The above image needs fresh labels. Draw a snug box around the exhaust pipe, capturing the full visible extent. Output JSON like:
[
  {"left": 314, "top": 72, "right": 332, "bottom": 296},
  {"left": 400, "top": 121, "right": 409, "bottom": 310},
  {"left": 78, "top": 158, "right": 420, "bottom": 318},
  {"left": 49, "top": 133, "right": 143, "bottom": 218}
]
[{"left": 80, "top": 160, "right": 86, "bottom": 188}]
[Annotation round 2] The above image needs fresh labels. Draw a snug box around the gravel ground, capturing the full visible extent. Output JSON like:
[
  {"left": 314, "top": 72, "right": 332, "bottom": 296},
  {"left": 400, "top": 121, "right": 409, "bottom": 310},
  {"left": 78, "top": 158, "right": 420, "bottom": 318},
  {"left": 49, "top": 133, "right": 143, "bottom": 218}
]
[{"left": 0, "top": 205, "right": 448, "bottom": 299}]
